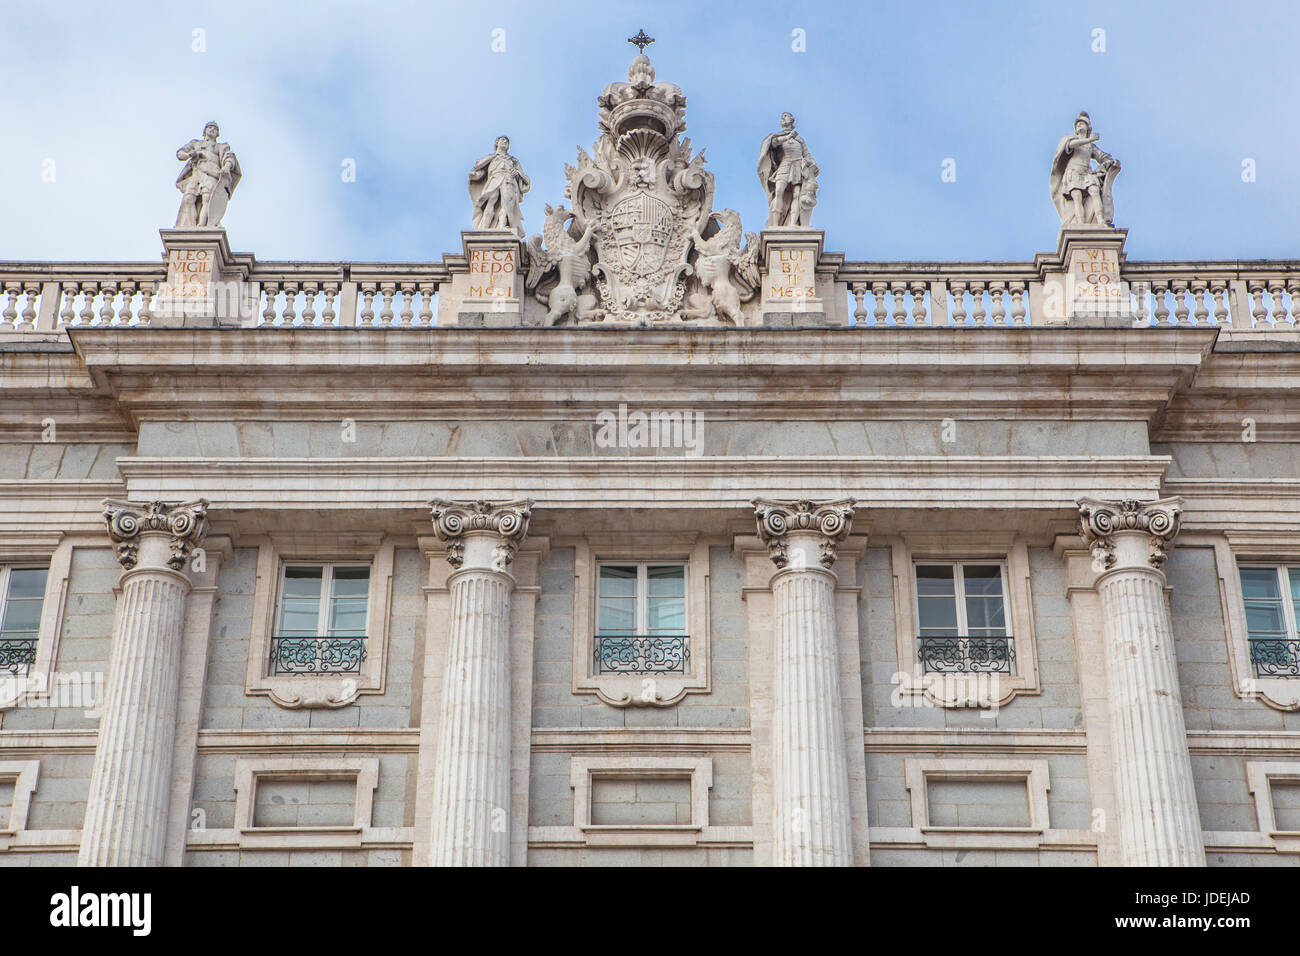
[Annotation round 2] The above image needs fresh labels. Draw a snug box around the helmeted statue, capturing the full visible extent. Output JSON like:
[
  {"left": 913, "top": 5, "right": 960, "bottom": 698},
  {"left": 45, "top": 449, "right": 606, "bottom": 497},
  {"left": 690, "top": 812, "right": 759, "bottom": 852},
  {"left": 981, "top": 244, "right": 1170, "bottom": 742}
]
[
  {"left": 757, "top": 112, "right": 820, "bottom": 228},
  {"left": 468, "top": 136, "right": 531, "bottom": 237},
  {"left": 1049, "top": 111, "right": 1120, "bottom": 228},
  {"left": 174, "top": 122, "right": 241, "bottom": 229}
]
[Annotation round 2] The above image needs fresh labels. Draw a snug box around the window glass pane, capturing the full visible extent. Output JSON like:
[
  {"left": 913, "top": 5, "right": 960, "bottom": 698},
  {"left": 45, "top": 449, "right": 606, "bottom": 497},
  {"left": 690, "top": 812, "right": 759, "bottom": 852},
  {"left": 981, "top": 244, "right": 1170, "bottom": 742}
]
[
  {"left": 964, "top": 596, "right": 1007, "bottom": 635},
  {"left": 1239, "top": 567, "right": 1282, "bottom": 600},
  {"left": 647, "top": 565, "right": 685, "bottom": 597},
  {"left": 916, "top": 565, "right": 955, "bottom": 596},
  {"left": 598, "top": 566, "right": 637, "bottom": 599},
  {"left": 1244, "top": 601, "right": 1286, "bottom": 638},
  {"left": 648, "top": 596, "right": 686, "bottom": 633},
  {"left": 917, "top": 595, "right": 958, "bottom": 634},
  {"left": 962, "top": 565, "right": 1003, "bottom": 596},
  {"left": 1290, "top": 567, "right": 1300, "bottom": 607},
  {"left": 331, "top": 567, "right": 370, "bottom": 598},
  {"left": 7, "top": 569, "right": 47, "bottom": 599},
  {"left": 329, "top": 600, "right": 368, "bottom": 634},
  {"left": 597, "top": 597, "right": 636, "bottom": 634},
  {"left": 1, "top": 598, "right": 43, "bottom": 634},
  {"left": 282, "top": 566, "right": 323, "bottom": 599}
]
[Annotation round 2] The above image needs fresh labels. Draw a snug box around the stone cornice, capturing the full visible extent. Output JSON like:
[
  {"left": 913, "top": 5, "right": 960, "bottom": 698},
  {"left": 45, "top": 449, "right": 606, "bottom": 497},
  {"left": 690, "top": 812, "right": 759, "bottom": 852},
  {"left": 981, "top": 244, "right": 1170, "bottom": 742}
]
[{"left": 116, "top": 455, "right": 1169, "bottom": 511}]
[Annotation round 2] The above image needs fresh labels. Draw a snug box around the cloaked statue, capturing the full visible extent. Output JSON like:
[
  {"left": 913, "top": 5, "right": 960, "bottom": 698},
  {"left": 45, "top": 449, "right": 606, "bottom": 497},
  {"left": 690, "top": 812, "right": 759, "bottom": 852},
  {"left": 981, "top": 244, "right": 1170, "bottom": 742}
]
[
  {"left": 174, "top": 121, "right": 241, "bottom": 229},
  {"left": 468, "top": 136, "right": 531, "bottom": 237},
  {"left": 757, "top": 112, "right": 819, "bottom": 228},
  {"left": 1049, "top": 111, "right": 1121, "bottom": 228}
]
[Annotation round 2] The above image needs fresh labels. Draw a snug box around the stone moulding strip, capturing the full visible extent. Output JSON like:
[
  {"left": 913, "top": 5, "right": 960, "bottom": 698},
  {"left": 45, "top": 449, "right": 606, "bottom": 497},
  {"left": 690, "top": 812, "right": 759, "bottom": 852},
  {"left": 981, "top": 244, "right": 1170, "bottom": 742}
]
[
  {"left": 117, "top": 456, "right": 1170, "bottom": 511},
  {"left": 864, "top": 728, "right": 1087, "bottom": 755}
]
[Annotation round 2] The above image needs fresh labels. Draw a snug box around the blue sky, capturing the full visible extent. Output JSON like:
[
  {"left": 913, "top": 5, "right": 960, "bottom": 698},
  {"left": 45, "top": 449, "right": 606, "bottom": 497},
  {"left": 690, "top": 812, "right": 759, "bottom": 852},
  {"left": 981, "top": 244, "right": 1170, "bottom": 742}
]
[{"left": 2, "top": 0, "right": 1296, "bottom": 263}]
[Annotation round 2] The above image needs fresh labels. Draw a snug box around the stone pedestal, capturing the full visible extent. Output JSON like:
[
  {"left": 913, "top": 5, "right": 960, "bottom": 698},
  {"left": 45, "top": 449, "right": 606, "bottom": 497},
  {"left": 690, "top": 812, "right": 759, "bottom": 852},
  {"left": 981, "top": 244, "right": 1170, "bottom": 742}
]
[
  {"left": 79, "top": 499, "right": 207, "bottom": 867},
  {"left": 1078, "top": 496, "right": 1205, "bottom": 867},
  {"left": 759, "top": 228, "right": 827, "bottom": 326},
  {"left": 436, "top": 230, "right": 525, "bottom": 327},
  {"left": 754, "top": 498, "right": 856, "bottom": 866},
  {"left": 427, "top": 499, "right": 532, "bottom": 866},
  {"left": 154, "top": 229, "right": 256, "bottom": 327},
  {"left": 1034, "top": 227, "right": 1132, "bottom": 326}
]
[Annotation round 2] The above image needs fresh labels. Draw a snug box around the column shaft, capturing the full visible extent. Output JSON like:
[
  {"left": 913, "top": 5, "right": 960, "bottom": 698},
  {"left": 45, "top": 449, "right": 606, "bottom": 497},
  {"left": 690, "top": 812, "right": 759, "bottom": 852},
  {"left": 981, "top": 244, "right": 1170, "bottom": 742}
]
[{"left": 770, "top": 566, "right": 854, "bottom": 865}]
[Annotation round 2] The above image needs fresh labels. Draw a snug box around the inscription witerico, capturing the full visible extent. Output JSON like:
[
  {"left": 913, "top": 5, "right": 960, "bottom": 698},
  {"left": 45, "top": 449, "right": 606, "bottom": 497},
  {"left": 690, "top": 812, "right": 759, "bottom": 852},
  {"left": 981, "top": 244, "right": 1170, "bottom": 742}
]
[{"left": 1069, "top": 246, "right": 1124, "bottom": 308}]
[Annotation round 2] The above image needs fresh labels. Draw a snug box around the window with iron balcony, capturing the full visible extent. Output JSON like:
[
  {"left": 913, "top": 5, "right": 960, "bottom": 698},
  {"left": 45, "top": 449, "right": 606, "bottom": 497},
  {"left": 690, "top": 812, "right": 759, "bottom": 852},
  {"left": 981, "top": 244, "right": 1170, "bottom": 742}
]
[
  {"left": 1238, "top": 564, "right": 1300, "bottom": 679},
  {"left": 914, "top": 562, "right": 1015, "bottom": 676},
  {"left": 594, "top": 562, "right": 689, "bottom": 676},
  {"left": 270, "top": 563, "right": 370, "bottom": 677}
]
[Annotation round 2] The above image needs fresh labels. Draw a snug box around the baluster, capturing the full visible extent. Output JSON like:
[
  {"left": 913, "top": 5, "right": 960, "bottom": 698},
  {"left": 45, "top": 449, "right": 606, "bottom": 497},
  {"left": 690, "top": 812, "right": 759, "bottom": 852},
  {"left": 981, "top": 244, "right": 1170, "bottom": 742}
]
[
  {"left": 98, "top": 281, "right": 118, "bottom": 326},
  {"left": 282, "top": 282, "right": 299, "bottom": 326},
  {"left": 1210, "top": 282, "right": 1229, "bottom": 326},
  {"left": 79, "top": 282, "right": 98, "bottom": 326},
  {"left": 20, "top": 284, "right": 40, "bottom": 329},
  {"left": 321, "top": 282, "right": 339, "bottom": 326},
  {"left": 1268, "top": 280, "right": 1288, "bottom": 327},
  {"left": 117, "top": 281, "right": 137, "bottom": 325},
  {"left": 850, "top": 282, "right": 867, "bottom": 325},
  {"left": 1151, "top": 282, "right": 1170, "bottom": 326},
  {"left": 1009, "top": 282, "right": 1027, "bottom": 326},
  {"left": 1170, "top": 280, "right": 1189, "bottom": 326},
  {"left": 890, "top": 281, "right": 907, "bottom": 325},
  {"left": 1286, "top": 278, "right": 1300, "bottom": 327},
  {"left": 137, "top": 282, "right": 155, "bottom": 326},
  {"left": 418, "top": 282, "right": 436, "bottom": 326},
  {"left": 1248, "top": 281, "right": 1268, "bottom": 328},
  {"left": 262, "top": 282, "right": 279, "bottom": 327},
  {"left": 2, "top": 283, "right": 20, "bottom": 328},
  {"left": 302, "top": 282, "right": 318, "bottom": 326},
  {"left": 950, "top": 281, "right": 968, "bottom": 326},
  {"left": 380, "top": 282, "right": 396, "bottom": 326},
  {"left": 1190, "top": 281, "right": 1209, "bottom": 326},
  {"left": 360, "top": 284, "right": 376, "bottom": 326},
  {"left": 871, "top": 282, "right": 887, "bottom": 326},
  {"left": 399, "top": 282, "right": 416, "bottom": 327},
  {"left": 59, "top": 281, "right": 80, "bottom": 328},
  {"left": 989, "top": 282, "right": 1007, "bottom": 326},
  {"left": 969, "top": 281, "right": 987, "bottom": 325},
  {"left": 909, "top": 281, "right": 928, "bottom": 326},
  {"left": 1130, "top": 281, "right": 1149, "bottom": 325}
]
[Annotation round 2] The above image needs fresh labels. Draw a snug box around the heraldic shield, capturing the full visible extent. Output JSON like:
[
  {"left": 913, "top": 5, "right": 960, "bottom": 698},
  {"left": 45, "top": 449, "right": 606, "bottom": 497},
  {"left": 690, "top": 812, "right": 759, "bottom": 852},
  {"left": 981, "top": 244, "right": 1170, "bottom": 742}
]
[{"left": 612, "top": 191, "right": 673, "bottom": 274}]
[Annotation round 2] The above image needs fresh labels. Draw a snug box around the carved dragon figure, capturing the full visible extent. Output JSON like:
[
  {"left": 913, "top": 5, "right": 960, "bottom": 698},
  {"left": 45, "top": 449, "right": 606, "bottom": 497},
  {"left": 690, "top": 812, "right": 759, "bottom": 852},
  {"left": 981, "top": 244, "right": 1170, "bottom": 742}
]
[
  {"left": 525, "top": 204, "right": 602, "bottom": 326},
  {"left": 685, "top": 209, "right": 759, "bottom": 325}
]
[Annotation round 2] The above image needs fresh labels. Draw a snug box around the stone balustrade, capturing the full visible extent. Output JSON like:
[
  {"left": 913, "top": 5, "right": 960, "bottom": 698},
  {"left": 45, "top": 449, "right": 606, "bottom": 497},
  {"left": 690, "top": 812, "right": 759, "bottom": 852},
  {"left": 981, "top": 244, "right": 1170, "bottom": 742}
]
[{"left": 2, "top": 257, "right": 1297, "bottom": 336}]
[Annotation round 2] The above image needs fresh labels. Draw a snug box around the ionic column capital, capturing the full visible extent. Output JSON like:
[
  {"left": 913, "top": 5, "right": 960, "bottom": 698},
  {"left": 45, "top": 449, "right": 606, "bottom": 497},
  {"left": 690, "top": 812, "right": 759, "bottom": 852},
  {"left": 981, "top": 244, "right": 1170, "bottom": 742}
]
[
  {"left": 1077, "top": 496, "right": 1182, "bottom": 573},
  {"left": 429, "top": 498, "right": 533, "bottom": 572},
  {"left": 102, "top": 498, "right": 209, "bottom": 573},
  {"left": 753, "top": 497, "right": 856, "bottom": 571}
]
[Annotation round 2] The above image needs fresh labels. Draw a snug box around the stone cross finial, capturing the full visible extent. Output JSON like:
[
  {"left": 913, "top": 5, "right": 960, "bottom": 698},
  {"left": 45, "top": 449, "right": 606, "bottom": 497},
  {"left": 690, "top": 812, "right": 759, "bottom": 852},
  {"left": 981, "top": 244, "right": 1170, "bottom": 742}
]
[{"left": 627, "top": 29, "right": 654, "bottom": 53}]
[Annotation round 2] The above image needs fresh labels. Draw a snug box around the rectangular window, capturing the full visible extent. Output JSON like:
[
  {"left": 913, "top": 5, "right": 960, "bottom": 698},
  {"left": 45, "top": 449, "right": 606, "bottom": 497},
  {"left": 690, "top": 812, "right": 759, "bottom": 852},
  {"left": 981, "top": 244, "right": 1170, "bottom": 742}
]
[
  {"left": 914, "top": 562, "right": 1014, "bottom": 674},
  {"left": 1238, "top": 565, "right": 1300, "bottom": 678},
  {"left": 0, "top": 567, "right": 47, "bottom": 678},
  {"left": 595, "top": 562, "right": 688, "bottom": 674},
  {"left": 270, "top": 563, "right": 370, "bottom": 675}
]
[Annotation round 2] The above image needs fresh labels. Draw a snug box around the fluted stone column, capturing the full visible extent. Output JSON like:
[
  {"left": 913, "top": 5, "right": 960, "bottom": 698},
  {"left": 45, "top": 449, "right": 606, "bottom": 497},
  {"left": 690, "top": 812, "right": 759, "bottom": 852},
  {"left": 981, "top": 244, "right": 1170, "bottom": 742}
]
[
  {"left": 427, "top": 498, "right": 532, "bottom": 866},
  {"left": 753, "top": 498, "right": 856, "bottom": 866},
  {"left": 79, "top": 499, "right": 208, "bottom": 867},
  {"left": 1078, "top": 497, "right": 1205, "bottom": 866}
]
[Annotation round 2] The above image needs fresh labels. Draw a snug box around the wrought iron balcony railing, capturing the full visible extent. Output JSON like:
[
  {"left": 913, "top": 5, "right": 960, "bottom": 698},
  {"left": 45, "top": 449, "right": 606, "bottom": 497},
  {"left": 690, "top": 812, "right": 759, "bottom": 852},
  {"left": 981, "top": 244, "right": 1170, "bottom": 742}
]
[
  {"left": 1249, "top": 638, "right": 1300, "bottom": 679},
  {"left": 917, "top": 635, "right": 1015, "bottom": 675},
  {"left": 0, "top": 637, "right": 37, "bottom": 677},
  {"left": 269, "top": 635, "right": 367, "bottom": 676},
  {"left": 594, "top": 635, "right": 690, "bottom": 675}
]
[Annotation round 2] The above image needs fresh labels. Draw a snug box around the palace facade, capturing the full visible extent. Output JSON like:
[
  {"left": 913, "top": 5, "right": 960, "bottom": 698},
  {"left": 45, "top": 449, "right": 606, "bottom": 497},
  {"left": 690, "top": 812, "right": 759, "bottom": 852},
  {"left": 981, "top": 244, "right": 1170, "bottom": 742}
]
[{"left": 1, "top": 49, "right": 1299, "bottom": 867}]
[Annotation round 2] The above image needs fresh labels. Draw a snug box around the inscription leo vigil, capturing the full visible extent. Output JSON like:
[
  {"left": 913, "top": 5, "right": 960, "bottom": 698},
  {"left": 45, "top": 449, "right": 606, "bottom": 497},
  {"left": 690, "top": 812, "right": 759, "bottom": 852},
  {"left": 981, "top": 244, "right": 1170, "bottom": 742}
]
[
  {"left": 468, "top": 247, "right": 517, "bottom": 298},
  {"left": 167, "top": 248, "right": 213, "bottom": 298}
]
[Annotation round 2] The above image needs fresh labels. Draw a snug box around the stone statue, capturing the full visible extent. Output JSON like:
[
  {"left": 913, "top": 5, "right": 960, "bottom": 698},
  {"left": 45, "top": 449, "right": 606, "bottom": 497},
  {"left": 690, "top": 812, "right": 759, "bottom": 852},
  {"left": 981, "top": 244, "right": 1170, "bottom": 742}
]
[
  {"left": 525, "top": 204, "right": 602, "bottom": 325},
  {"left": 1050, "top": 111, "right": 1121, "bottom": 228},
  {"left": 757, "top": 112, "right": 820, "bottom": 228},
  {"left": 174, "top": 122, "right": 241, "bottom": 229},
  {"left": 468, "top": 136, "right": 531, "bottom": 237}
]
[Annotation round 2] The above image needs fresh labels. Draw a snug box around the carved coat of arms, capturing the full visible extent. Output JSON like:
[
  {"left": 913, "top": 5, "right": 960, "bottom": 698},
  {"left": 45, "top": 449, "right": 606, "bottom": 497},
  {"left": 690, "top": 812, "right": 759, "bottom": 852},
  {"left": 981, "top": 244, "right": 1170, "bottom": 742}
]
[{"left": 526, "top": 53, "right": 758, "bottom": 326}]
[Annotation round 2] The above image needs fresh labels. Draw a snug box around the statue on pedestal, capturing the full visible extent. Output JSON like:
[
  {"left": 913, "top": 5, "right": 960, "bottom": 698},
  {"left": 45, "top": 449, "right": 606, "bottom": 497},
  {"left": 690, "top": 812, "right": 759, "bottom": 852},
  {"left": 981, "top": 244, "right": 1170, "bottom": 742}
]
[
  {"left": 1050, "top": 111, "right": 1121, "bottom": 228},
  {"left": 757, "top": 112, "right": 820, "bottom": 228},
  {"left": 469, "top": 136, "right": 531, "bottom": 237},
  {"left": 174, "top": 122, "right": 241, "bottom": 229}
]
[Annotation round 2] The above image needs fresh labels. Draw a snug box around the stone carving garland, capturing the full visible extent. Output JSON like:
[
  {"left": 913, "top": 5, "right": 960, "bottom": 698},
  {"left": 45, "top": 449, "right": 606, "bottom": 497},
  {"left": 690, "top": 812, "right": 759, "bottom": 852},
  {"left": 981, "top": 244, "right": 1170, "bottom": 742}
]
[
  {"left": 526, "top": 53, "right": 759, "bottom": 326},
  {"left": 752, "top": 498, "right": 856, "bottom": 568},
  {"left": 429, "top": 498, "right": 533, "bottom": 571},
  {"left": 1077, "top": 496, "right": 1182, "bottom": 570},
  {"left": 103, "top": 499, "right": 209, "bottom": 571}
]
